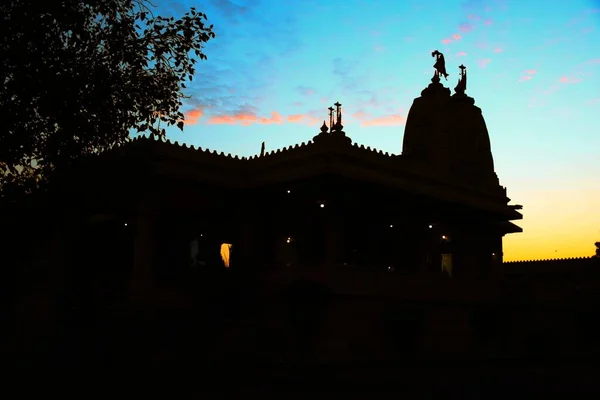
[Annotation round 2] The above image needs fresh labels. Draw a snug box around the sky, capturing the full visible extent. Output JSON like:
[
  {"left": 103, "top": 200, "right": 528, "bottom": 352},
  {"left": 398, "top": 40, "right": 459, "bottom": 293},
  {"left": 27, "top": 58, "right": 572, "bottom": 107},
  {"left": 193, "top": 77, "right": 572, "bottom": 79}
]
[{"left": 150, "top": 0, "right": 600, "bottom": 262}]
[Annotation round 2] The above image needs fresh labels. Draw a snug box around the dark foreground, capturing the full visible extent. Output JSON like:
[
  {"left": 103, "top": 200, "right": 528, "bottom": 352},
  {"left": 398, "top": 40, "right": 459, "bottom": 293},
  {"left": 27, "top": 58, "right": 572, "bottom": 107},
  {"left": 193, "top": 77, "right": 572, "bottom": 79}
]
[{"left": 4, "top": 310, "right": 600, "bottom": 398}]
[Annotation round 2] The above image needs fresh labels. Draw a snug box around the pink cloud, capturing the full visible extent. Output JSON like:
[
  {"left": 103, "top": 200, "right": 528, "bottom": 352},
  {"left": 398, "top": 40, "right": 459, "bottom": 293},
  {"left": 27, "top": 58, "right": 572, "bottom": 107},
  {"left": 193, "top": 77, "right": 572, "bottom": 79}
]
[
  {"left": 208, "top": 111, "right": 284, "bottom": 126},
  {"left": 452, "top": 33, "right": 462, "bottom": 40},
  {"left": 441, "top": 38, "right": 453, "bottom": 44},
  {"left": 467, "top": 14, "right": 480, "bottom": 20},
  {"left": 493, "top": 47, "right": 503, "bottom": 53},
  {"left": 477, "top": 58, "right": 491, "bottom": 68},
  {"left": 519, "top": 76, "right": 532, "bottom": 82},
  {"left": 588, "top": 58, "right": 600, "bottom": 64},
  {"left": 184, "top": 108, "right": 204, "bottom": 125},
  {"left": 374, "top": 45, "right": 385, "bottom": 52},
  {"left": 286, "top": 114, "right": 319, "bottom": 125},
  {"left": 558, "top": 76, "right": 581, "bottom": 84},
  {"left": 458, "top": 22, "right": 474, "bottom": 32},
  {"left": 352, "top": 111, "right": 371, "bottom": 120},
  {"left": 484, "top": 19, "right": 493, "bottom": 25},
  {"left": 457, "top": 51, "right": 467, "bottom": 57},
  {"left": 286, "top": 114, "right": 305, "bottom": 123},
  {"left": 361, "top": 114, "right": 406, "bottom": 127},
  {"left": 526, "top": 69, "right": 537, "bottom": 75}
]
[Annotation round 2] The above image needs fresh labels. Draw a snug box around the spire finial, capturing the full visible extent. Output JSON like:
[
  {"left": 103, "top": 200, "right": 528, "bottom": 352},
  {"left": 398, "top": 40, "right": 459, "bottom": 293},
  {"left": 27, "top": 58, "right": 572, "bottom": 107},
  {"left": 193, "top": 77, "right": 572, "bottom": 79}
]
[
  {"left": 320, "top": 120, "right": 329, "bottom": 133},
  {"left": 454, "top": 64, "right": 467, "bottom": 94},
  {"left": 328, "top": 106, "right": 334, "bottom": 132},
  {"left": 334, "top": 101, "right": 343, "bottom": 131}
]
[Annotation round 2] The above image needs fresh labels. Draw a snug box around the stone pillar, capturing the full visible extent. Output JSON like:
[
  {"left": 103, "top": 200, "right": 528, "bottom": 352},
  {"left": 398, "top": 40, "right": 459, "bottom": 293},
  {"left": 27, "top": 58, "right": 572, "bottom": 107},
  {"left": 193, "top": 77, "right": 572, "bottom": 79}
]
[{"left": 130, "top": 193, "right": 159, "bottom": 308}]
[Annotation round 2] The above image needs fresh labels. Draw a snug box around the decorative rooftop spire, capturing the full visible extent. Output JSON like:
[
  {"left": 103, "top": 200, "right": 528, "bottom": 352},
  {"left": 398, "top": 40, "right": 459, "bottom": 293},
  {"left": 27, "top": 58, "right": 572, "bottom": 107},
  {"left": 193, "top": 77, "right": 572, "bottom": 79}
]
[
  {"left": 454, "top": 64, "right": 467, "bottom": 94},
  {"left": 320, "top": 120, "right": 329, "bottom": 134},
  {"left": 334, "top": 101, "right": 343, "bottom": 131},
  {"left": 328, "top": 106, "right": 334, "bottom": 132}
]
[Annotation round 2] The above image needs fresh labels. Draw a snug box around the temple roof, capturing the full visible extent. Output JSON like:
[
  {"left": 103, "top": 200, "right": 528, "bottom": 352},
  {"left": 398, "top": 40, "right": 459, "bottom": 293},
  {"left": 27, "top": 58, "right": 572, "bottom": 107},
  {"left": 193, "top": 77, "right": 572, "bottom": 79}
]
[{"left": 402, "top": 79, "right": 498, "bottom": 189}]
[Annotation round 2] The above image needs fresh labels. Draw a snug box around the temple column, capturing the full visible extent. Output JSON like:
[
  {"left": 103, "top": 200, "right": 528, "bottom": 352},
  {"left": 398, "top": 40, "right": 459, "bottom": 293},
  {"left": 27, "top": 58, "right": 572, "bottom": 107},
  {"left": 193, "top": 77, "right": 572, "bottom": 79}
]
[{"left": 130, "top": 192, "right": 160, "bottom": 309}]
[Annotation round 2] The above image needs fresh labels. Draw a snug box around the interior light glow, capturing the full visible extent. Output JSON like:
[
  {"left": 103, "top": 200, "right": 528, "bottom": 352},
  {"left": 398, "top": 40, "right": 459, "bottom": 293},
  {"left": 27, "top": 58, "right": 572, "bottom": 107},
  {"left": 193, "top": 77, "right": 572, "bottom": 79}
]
[{"left": 429, "top": 225, "right": 433, "bottom": 228}]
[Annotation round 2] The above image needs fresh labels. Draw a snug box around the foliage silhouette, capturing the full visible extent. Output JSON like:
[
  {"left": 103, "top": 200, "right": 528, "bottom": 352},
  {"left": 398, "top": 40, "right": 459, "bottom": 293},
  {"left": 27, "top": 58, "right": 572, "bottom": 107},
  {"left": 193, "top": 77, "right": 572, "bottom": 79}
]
[
  {"left": 595, "top": 241, "right": 600, "bottom": 258},
  {"left": 0, "top": 0, "right": 215, "bottom": 201}
]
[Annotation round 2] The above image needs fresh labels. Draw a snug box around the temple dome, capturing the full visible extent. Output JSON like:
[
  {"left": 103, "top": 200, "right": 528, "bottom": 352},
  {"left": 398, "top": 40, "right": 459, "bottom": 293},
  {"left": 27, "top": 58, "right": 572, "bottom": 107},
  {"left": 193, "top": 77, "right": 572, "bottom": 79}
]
[{"left": 401, "top": 81, "right": 498, "bottom": 188}]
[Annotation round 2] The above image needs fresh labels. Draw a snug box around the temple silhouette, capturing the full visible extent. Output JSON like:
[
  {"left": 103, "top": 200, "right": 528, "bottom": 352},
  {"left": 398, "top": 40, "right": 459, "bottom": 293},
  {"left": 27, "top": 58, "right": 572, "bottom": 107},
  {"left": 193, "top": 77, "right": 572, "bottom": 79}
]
[{"left": 7, "top": 54, "right": 600, "bottom": 393}]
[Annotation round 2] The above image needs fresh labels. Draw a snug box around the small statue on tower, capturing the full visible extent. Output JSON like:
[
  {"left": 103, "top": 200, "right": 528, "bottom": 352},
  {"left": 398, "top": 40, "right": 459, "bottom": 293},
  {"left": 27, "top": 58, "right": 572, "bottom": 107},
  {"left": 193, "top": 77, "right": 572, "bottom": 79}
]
[
  {"left": 431, "top": 50, "right": 449, "bottom": 82},
  {"left": 454, "top": 64, "right": 467, "bottom": 94}
]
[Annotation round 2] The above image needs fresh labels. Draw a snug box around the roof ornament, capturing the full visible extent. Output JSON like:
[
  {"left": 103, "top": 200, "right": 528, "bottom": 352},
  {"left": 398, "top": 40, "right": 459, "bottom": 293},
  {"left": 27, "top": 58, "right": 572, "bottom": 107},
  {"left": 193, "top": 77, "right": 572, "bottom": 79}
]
[
  {"left": 320, "top": 121, "right": 329, "bottom": 134},
  {"left": 333, "top": 101, "right": 343, "bottom": 131},
  {"left": 260, "top": 141, "right": 265, "bottom": 157},
  {"left": 328, "top": 106, "right": 334, "bottom": 133},
  {"left": 431, "top": 50, "right": 449, "bottom": 82},
  {"left": 454, "top": 64, "right": 467, "bottom": 94}
]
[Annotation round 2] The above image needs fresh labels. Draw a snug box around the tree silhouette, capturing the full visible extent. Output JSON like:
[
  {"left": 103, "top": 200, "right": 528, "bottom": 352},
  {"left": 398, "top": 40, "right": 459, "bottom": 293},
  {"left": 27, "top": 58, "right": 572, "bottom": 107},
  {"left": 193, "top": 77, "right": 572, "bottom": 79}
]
[
  {"left": 0, "top": 0, "right": 215, "bottom": 201},
  {"left": 595, "top": 242, "right": 600, "bottom": 258}
]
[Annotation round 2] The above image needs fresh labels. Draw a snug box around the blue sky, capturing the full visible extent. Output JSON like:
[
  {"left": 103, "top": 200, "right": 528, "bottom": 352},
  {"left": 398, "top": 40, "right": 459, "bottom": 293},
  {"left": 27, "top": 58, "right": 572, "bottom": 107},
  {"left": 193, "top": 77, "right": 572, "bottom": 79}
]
[{"left": 150, "top": 0, "right": 600, "bottom": 261}]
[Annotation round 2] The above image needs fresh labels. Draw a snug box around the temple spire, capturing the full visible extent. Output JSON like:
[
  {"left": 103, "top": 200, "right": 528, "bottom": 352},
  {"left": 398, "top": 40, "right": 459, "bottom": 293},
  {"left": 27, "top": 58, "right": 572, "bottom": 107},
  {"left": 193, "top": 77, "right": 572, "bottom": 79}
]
[
  {"left": 333, "top": 101, "right": 343, "bottom": 131},
  {"left": 328, "top": 106, "right": 334, "bottom": 132},
  {"left": 320, "top": 120, "right": 329, "bottom": 134},
  {"left": 454, "top": 64, "right": 467, "bottom": 94}
]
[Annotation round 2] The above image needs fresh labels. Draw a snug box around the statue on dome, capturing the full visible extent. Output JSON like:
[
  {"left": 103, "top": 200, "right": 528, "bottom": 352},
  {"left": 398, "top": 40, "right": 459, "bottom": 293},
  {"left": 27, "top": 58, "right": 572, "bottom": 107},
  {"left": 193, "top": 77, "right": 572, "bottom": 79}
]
[
  {"left": 454, "top": 64, "right": 467, "bottom": 94},
  {"left": 431, "top": 50, "right": 449, "bottom": 81}
]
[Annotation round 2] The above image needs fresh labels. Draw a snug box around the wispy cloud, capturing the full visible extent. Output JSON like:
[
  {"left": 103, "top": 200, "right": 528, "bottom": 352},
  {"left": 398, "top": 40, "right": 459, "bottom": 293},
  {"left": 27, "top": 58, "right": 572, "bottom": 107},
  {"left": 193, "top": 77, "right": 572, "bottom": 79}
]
[
  {"left": 173, "top": 0, "right": 302, "bottom": 117},
  {"left": 459, "top": 22, "right": 475, "bottom": 32},
  {"left": 558, "top": 76, "right": 582, "bottom": 84},
  {"left": 183, "top": 108, "right": 323, "bottom": 127},
  {"left": 351, "top": 108, "right": 407, "bottom": 127},
  {"left": 519, "top": 69, "right": 537, "bottom": 82},
  {"left": 457, "top": 51, "right": 468, "bottom": 57},
  {"left": 286, "top": 114, "right": 319, "bottom": 125},
  {"left": 360, "top": 114, "right": 407, "bottom": 127},
  {"left": 208, "top": 111, "right": 284, "bottom": 125},
  {"left": 296, "top": 86, "right": 316, "bottom": 96},
  {"left": 493, "top": 47, "right": 503, "bottom": 53},
  {"left": 185, "top": 109, "right": 204, "bottom": 124},
  {"left": 477, "top": 58, "right": 491, "bottom": 68}
]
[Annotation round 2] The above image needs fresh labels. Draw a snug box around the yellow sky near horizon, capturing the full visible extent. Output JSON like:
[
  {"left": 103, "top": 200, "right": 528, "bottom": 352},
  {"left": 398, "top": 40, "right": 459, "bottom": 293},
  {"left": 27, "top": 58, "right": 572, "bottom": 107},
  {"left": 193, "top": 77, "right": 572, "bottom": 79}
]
[{"left": 503, "top": 187, "right": 600, "bottom": 262}]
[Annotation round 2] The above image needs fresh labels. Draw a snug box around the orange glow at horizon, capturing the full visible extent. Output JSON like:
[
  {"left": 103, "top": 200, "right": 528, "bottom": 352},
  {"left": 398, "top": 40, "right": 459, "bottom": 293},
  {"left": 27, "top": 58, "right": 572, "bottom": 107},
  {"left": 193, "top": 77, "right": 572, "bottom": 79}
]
[{"left": 503, "top": 187, "right": 600, "bottom": 262}]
